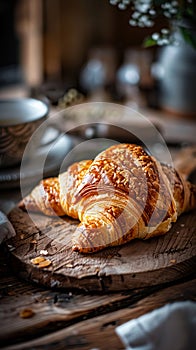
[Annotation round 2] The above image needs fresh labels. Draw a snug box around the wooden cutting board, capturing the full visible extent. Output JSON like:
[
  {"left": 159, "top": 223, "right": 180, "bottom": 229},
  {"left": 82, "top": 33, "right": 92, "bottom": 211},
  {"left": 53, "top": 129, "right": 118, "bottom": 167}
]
[{"left": 6, "top": 207, "right": 196, "bottom": 292}]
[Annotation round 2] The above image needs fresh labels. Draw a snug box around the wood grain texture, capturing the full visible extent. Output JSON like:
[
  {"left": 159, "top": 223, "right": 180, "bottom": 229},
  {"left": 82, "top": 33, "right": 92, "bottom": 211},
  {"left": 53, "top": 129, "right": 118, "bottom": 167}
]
[
  {"left": 0, "top": 245, "right": 161, "bottom": 348},
  {"left": 6, "top": 207, "right": 196, "bottom": 292},
  {"left": 1, "top": 279, "right": 195, "bottom": 350}
]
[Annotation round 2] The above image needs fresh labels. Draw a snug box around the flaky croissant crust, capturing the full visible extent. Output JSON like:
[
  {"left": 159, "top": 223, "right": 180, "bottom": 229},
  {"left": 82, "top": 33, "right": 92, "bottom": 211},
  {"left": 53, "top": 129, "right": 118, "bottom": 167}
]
[{"left": 19, "top": 144, "right": 196, "bottom": 253}]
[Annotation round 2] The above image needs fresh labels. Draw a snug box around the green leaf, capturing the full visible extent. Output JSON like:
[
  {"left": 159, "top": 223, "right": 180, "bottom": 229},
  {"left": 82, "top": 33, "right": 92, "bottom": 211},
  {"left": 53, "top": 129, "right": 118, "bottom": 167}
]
[{"left": 143, "top": 37, "right": 157, "bottom": 47}]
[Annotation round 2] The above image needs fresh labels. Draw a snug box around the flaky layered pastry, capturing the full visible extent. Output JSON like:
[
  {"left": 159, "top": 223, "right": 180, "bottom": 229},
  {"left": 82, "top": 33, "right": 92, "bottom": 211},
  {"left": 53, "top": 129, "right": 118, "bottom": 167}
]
[{"left": 19, "top": 144, "right": 196, "bottom": 253}]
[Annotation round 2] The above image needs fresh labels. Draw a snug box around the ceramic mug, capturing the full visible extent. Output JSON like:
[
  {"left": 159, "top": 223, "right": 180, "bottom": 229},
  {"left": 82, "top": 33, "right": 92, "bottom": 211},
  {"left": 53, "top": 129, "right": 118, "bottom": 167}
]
[{"left": 0, "top": 98, "right": 49, "bottom": 168}]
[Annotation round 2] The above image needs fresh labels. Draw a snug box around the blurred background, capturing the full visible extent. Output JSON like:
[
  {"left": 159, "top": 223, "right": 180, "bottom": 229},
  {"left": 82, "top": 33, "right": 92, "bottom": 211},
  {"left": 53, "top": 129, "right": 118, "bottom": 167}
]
[
  {"left": 0, "top": 0, "right": 196, "bottom": 117},
  {"left": 0, "top": 0, "right": 166, "bottom": 106},
  {"left": 0, "top": 0, "right": 196, "bottom": 204}
]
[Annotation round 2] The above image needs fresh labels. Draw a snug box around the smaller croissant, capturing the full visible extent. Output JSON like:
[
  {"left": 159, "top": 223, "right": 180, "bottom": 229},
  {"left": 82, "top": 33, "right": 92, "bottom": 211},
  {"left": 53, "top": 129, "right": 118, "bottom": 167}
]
[{"left": 19, "top": 144, "right": 196, "bottom": 253}]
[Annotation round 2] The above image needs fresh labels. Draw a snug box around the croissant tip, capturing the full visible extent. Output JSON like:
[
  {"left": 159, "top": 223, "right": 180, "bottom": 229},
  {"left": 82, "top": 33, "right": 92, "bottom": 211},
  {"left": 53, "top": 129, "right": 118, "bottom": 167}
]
[
  {"left": 17, "top": 195, "right": 40, "bottom": 213},
  {"left": 72, "top": 243, "right": 92, "bottom": 253},
  {"left": 72, "top": 245, "right": 80, "bottom": 252},
  {"left": 72, "top": 243, "right": 100, "bottom": 254},
  {"left": 18, "top": 200, "right": 26, "bottom": 210}
]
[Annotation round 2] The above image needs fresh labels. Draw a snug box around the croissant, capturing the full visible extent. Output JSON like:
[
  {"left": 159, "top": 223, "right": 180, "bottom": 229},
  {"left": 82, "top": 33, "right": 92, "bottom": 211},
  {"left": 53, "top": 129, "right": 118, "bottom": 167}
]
[{"left": 19, "top": 144, "right": 196, "bottom": 253}]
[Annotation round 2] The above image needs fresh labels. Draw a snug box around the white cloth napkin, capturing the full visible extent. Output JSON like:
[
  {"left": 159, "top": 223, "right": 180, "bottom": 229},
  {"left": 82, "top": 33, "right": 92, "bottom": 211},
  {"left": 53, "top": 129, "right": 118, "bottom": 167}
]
[
  {"left": 116, "top": 301, "right": 196, "bottom": 350},
  {"left": 0, "top": 210, "right": 16, "bottom": 244}
]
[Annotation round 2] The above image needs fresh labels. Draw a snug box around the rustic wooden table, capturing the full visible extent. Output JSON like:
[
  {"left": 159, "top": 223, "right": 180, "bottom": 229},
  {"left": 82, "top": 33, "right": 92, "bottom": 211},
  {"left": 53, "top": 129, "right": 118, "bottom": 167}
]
[
  {"left": 0, "top": 104, "right": 196, "bottom": 350},
  {"left": 0, "top": 242, "right": 195, "bottom": 350}
]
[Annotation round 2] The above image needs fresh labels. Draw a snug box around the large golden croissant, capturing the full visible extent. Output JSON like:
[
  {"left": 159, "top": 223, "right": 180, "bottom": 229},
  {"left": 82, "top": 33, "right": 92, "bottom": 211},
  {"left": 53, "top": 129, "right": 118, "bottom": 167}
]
[{"left": 19, "top": 144, "right": 196, "bottom": 253}]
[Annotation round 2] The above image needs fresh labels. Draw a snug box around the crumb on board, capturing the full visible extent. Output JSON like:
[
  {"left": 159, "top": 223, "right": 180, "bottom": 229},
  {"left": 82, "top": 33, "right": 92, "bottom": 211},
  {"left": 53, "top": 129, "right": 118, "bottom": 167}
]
[
  {"left": 65, "top": 263, "right": 73, "bottom": 268},
  {"left": 30, "top": 257, "right": 45, "bottom": 265},
  {"left": 30, "top": 239, "right": 37, "bottom": 244},
  {"left": 40, "top": 249, "right": 48, "bottom": 256},
  {"left": 19, "top": 308, "right": 35, "bottom": 319},
  {"left": 170, "top": 259, "right": 176, "bottom": 264},
  {"left": 30, "top": 256, "right": 52, "bottom": 268},
  {"left": 38, "top": 259, "right": 52, "bottom": 268}
]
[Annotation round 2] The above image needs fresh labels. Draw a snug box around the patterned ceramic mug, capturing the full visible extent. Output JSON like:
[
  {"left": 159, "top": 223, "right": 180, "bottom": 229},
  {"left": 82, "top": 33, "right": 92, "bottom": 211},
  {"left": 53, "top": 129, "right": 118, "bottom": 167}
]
[{"left": 0, "top": 98, "right": 49, "bottom": 168}]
